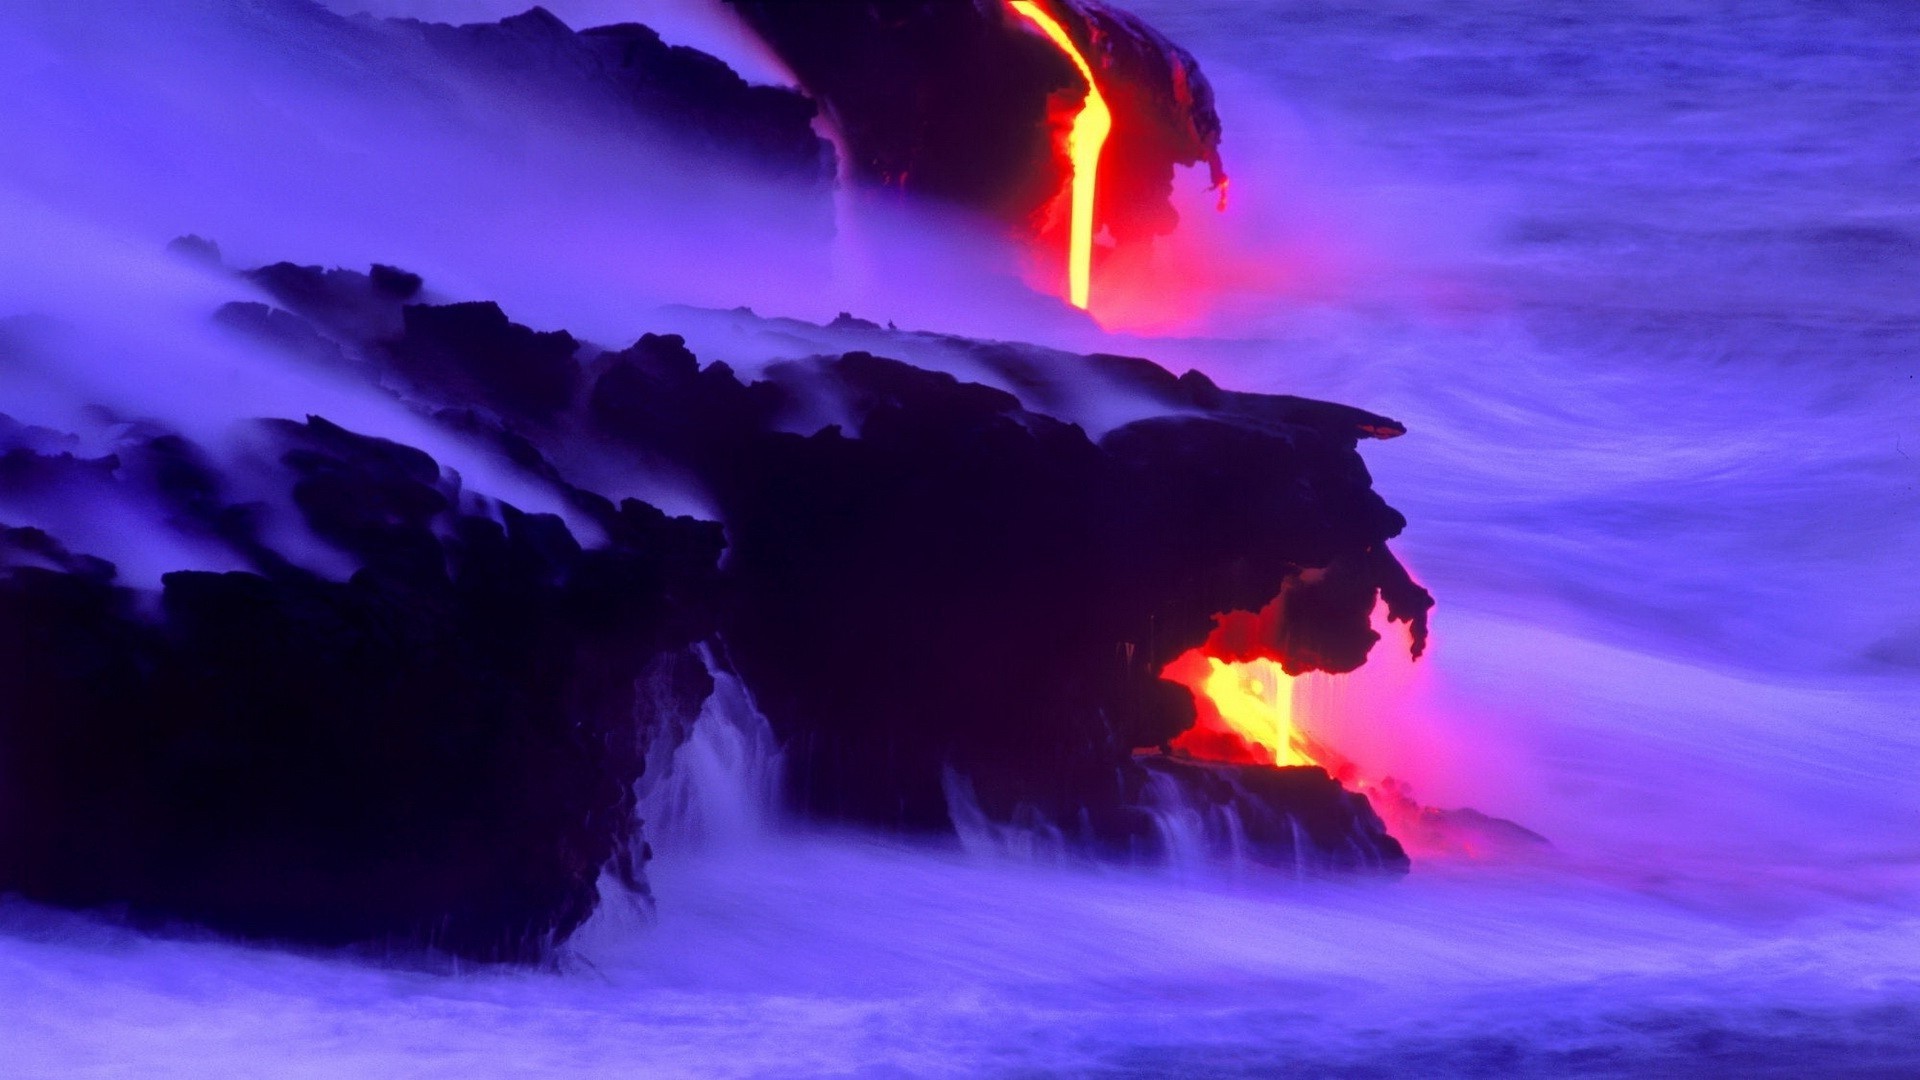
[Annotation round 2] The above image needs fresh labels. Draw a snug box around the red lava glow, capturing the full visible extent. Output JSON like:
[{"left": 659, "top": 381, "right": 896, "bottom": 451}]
[
  {"left": 1079, "top": 167, "right": 1344, "bottom": 336},
  {"left": 1164, "top": 586, "right": 1438, "bottom": 781},
  {"left": 1009, "top": 1, "right": 1110, "bottom": 311},
  {"left": 1007, "top": 4, "right": 1333, "bottom": 335},
  {"left": 1163, "top": 599, "right": 1525, "bottom": 861},
  {"left": 1162, "top": 649, "right": 1315, "bottom": 767},
  {"left": 1163, "top": 646, "right": 1461, "bottom": 854}
]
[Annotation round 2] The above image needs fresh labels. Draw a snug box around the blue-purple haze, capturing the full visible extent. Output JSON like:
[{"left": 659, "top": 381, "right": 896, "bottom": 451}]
[{"left": 3, "top": 0, "right": 1918, "bottom": 1075}]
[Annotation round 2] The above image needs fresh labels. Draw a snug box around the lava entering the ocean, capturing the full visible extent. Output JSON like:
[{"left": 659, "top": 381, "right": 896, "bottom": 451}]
[
  {"left": 1161, "top": 650, "right": 1315, "bottom": 768},
  {"left": 1163, "top": 608, "right": 1551, "bottom": 861},
  {"left": 1009, "top": 0, "right": 1111, "bottom": 310}
]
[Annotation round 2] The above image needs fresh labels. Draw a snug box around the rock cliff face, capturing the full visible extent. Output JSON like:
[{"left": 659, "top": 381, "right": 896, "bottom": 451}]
[
  {"left": 603, "top": 343, "right": 1419, "bottom": 837},
  {"left": 0, "top": 409, "right": 723, "bottom": 962},
  {"left": 231, "top": 261, "right": 1422, "bottom": 859},
  {"left": 0, "top": 248, "right": 1420, "bottom": 959},
  {"left": 386, "top": 6, "right": 830, "bottom": 182}
]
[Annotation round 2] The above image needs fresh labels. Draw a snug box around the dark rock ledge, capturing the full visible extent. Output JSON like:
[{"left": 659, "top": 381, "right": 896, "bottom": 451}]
[{"left": 0, "top": 255, "right": 1424, "bottom": 960}]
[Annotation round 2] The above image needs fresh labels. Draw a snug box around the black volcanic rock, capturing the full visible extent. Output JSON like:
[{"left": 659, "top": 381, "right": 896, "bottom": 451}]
[
  {"left": 370, "top": 263, "right": 424, "bottom": 299},
  {"left": 230, "top": 264, "right": 582, "bottom": 423},
  {"left": 0, "top": 418, "right": 723, "bottom": 962},
  {"left": 246, "top": 262, "right": 413, "bottom": 342},
  {"left": 628, "top": 348, "right": 1419, "bottom": 839},
  {"left": 586, "top": 332, "right": 781, "bottom": 462},
  {"left": 211, "top": 278, "right": 1424, "bottom": 869},
  {"left": 2, "top": 263, "right": 1427, "bottom": 956},
  {"left": 390, "top": 7, "right": 829, "bottom": 182},
  {"left": 387, "top": 302, "right": 582, "bottom": 422}
]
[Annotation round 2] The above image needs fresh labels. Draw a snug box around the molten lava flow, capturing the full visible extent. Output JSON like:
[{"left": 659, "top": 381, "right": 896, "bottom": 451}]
[
  {"left": 1162, "top": 612, "right": 1543, "bottom": 861},
  {"left": 1009, "top": 1, "right": 1111, "bottom": 310},
  {"left": 1162, "top": 649, "right": 1316, "bottom": 767}
]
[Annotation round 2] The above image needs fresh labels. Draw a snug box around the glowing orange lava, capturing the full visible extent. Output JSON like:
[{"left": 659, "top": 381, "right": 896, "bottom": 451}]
[
  {"left": 1162, "top": 649, "right": 1316, "bottom": 767},
  {"left": 1157, "top": 591, "right": 1537, "bottom": 862},
  {"left": 1009, "top": 1, "right": 1111, "bottom": 310}
]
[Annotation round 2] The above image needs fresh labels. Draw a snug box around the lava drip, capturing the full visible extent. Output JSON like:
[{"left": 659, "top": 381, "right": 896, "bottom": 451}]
[
  {"left": 1008, "top": 1, "right": 1111, "bottom": 309},
  {"left": 1161, "top": 652, "right": 1311, "bottom": 767},
  {"left": 1157, "top": 549, "right": 1436, "bottom": 781},
  {"left": 1161, "top": 581, "right": 1549, "bottom": 861},
  {"left": 723, "top": 0, "right": 1227, "bottom": 312}
]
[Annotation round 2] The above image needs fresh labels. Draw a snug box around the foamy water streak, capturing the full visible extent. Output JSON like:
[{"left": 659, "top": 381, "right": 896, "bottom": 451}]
[
  {"left": 635, "top": 646, "right": 785, "bottom": 853},
  {"left": 4, "top": 0, "right": 1920, "bottom": 1074}
]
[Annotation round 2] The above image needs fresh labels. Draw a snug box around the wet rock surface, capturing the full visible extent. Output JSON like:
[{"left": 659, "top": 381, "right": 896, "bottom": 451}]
[
  {"left": 1112, "top": 756, "right": 1409, "bottom": 874},
  {"left": 390, "top": 6, "right": 829, "bottom": 181}
]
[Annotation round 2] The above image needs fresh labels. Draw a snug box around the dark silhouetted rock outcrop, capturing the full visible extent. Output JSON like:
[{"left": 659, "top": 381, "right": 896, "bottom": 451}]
[
  {"left": 0, "top": 417, "right": 723, "bottom": 962},
  {"left": 1112, "top": 756, "right": 1408, "bottom": 873},
  {"left": 1, "top": 245, "right": 1429, "bottom": 957},
  {"left": 210, "top": 262, "right": 1423, "bottom": 869},
  {"left": 391, "top": 6, "right": 829, "bottom": 182}
]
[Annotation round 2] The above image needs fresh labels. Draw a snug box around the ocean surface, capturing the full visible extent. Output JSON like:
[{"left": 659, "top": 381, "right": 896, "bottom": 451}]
[{"left": 4, "top": 0, "right": 1919, "bottom": 1075}]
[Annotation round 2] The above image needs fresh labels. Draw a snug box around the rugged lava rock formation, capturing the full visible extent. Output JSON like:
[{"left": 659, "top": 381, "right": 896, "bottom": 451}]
[
  {"left": 387, "top": 6, "right": 830, "bottom": 181},
  {"left": 0, "top": 407, "right": 721, "bottom": 962},
  {"left": 1114, "top": 757, "right": 1406, "bottom": 872},
  {"left": 2, "top": 253, "right": 1422, "bottom": 958},
  {"left": 231, "top": 262, "right": 1423, "bottom": 856}
]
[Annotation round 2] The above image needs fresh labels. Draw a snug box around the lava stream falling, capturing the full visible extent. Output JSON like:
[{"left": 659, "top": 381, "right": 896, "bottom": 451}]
[
  {"left": 1160, "top": 622, "right": 1545, "bottom": 863},
  {"left": 1162, "top": 650, "right": 1315, "bottom": 767},
  {"left": 1009, "top": 1, "right": 1111, "bottom": 310}
]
